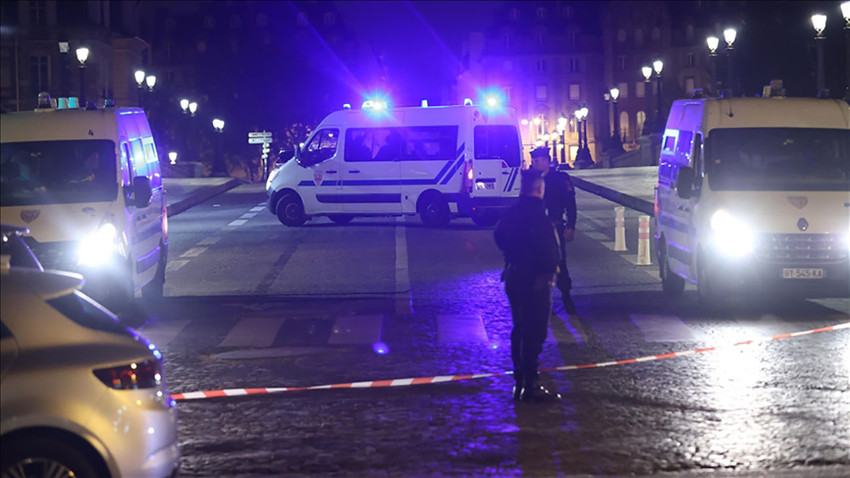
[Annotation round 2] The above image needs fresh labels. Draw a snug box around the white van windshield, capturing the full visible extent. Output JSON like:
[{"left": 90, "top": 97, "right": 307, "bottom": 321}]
[
  {"left": 0, "top": 140, "right": 118, "bottom": 206},
  {"left": 706, "top": 128, "right": 849, "bottom": 191}
]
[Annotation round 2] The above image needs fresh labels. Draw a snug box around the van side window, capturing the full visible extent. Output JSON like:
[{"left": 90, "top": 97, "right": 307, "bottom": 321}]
[
  {"left": 131, "top": 141, "right": 148, "bottom": 178},
  {"left": 663, "top": 135, "right": 676, "bottom": 152},
  {"left": 303, "top": 129, "right": 339, "bottom": 165},
  {"left": 676, "top": 130, "right": 693, "bottom": 158},
  {"left": 346, "top": 127, "right": 458, "bottom": 162},
  {"left": 121, "top": 143, "right": 133, "bottom": 186},
  {"left": 473, "top": 125, "right": 521, "bottom": 167},
  {"left": 143, "top": 143, "right": 162, "bottom": 188}
]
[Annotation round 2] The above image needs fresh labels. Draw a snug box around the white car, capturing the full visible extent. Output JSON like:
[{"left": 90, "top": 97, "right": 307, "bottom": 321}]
[{"left": 0, "top": 260, "right": 179, "bottom": 477}]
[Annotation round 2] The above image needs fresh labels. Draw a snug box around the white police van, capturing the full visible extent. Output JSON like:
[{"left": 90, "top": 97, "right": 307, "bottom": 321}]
[
  {"left": 0, "top": 94, "right": 167, "bottom": 312},
  {"left": 654, "top": 87, "right": 849, "bottom": 303},
  {"left": 266, "top": 101, "right": 522, "bottom": 227}
]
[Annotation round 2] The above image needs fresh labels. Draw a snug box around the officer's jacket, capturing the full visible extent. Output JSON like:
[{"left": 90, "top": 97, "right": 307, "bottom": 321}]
[
  {"left": 544, "top": 168, "right": 577, "bottom": 230},
  {"left": 494, "top": 195, "right": 560, "bottom": 277}
]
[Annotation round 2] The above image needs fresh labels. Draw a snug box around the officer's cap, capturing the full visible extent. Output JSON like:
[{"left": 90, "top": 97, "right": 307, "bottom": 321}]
[{"left": 530, "top": 146, "right": 550, "bottom": 159}]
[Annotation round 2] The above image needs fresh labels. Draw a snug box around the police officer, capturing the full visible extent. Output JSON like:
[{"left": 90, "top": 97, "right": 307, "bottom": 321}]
[
  {"left": 494, "top": 169, "right": 562, "bottom": 402},
  {"left": 530, "top": 146, "right": 578, "bottom": 314}
]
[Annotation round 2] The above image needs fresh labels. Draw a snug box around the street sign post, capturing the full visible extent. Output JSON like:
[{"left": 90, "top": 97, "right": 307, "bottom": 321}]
[
  {"left": 248, "top": 138, "right": 271, "bottom": 144},
  {"left": 248, "top": 131, "right": 273, "bottom": 139}
]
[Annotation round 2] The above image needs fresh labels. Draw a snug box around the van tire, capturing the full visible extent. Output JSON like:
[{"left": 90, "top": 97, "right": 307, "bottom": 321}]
[
  {"left": 470, "top": 209, "right": 500, "bottom": 227},
  {"left": 328, "top": 215, "right": 353, "bottom": 224},
  {"left": 697, "top": 249, "right": 720, "bottom": 307},
  {"left": 419, "top": 193, "right": 450, "bottom": 227},
  {"left": 276, "top": 194, "right": 307, "bottom": 226},
  {"left": 659, "top": 240, "right": 685, "bottom": 296}
]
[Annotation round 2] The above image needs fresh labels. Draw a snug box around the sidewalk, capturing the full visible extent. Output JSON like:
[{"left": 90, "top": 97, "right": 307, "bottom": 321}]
[
  {"left": 163, "top": 177, "right": 244, "bottom": 217},
  {"left": 570, "top": 166, "right": 657, "bottom": 216}
]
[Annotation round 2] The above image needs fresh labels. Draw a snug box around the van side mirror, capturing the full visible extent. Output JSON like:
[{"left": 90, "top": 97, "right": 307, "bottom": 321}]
[
  {"left": 130, "top": 175, "right": 152, "bottom": 207},
  {"left": 676, "top": 167, "right": 696, "bottom": 200},
  {"left": 294, "top": 145, "right": 305, "bottom": 166}
]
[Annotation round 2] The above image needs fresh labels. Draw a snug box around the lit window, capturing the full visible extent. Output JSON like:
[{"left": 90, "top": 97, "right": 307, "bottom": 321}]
[
  {"left": 636, "top": 81, "right": 646, "bottom": 98},
  {"left": 617, "top": 82, "right": 628, "bottom": 99}
]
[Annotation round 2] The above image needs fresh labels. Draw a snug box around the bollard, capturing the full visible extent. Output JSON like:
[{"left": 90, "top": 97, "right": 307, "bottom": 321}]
[
  {"left": 614, "top": 206, "right": 626, "bottom": 251},
  {"left": 637, "top": 215, "right": 652, "bottom": 265}
]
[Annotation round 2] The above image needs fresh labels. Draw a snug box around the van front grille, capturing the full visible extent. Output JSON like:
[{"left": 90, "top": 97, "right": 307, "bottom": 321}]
[{"left": 754, "top": 233, "right": 848, "bottom": 263}]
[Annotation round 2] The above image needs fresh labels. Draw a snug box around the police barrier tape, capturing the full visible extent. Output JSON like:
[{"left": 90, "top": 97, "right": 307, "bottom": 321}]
[{"left": 171, "top": 321, "right": 850, "bottom": 401}]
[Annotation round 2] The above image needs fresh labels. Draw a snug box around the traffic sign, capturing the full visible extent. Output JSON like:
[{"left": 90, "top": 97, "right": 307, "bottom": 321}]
[
  {"left": 248, "top": 131, "right": 273, "bottom": 138},
  {"left": 248, "top": 138, "right": 271, "bottom": 144}
]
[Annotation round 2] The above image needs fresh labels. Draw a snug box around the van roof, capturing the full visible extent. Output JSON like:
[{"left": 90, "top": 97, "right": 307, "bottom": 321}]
[
  {"left": 318, "top": 104, "right": 518, "bottom": 127},
  {"left": 0, "top": 107, "right": 148, "bottom": 143},
  {"left": 668, "top": 97, "right": 849, "bottom": 131}
]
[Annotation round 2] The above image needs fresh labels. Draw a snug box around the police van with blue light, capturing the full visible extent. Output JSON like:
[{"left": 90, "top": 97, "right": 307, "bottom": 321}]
[
  {"left": 653, "top": 81, "right": 849, "bottom": 303},
  {"left": 266, "top": 95, "right": 522, "bottom": 227},
  {"left": 0, "top": 93, "right": 167, "bottom": 313}
]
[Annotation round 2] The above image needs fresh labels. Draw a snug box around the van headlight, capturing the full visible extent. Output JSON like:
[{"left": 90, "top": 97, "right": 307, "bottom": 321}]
[
  {"left": 78, "top": 221, "right": 121, "bottom": 267},
  {"left": 710, "top": 209, "right": 754, "bottom": 257}
]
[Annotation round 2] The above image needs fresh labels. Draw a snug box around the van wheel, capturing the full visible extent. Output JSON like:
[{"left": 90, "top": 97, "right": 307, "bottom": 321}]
[
  {"left": 328, "top": 215, "right": 353, "bottom": 224},
  {"left": 276, "top": 194, "right": 307, "bottom": 226},
  {"left": 419, "top": 193, "right": 450, "bottom": 227},
  {"left": 470, "top": 209, "right": 500, "bottom": 227},
  {"left": 142, "top": 248, "right": 166, "bottom": 300},
  {"left": 659, "top": 240, "right": 685, "bottom": 296},
  {"left": 1, "top": 436, "right": 100, "bottom": 478},
  {"left": 697, "top": 250, "right": 720, "bottom": 308}
]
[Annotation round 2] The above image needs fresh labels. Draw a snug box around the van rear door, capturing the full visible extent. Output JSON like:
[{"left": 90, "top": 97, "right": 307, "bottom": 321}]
[{"left": 472, "top": 125, "right": 522, "bottom": 197}]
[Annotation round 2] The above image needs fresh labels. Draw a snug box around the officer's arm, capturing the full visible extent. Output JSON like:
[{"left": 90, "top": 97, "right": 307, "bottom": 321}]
[{"left": 564, "top": 175, "right": 577, "bottom": 230}]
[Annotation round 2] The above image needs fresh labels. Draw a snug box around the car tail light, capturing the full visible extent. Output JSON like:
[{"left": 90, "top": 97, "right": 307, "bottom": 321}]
[
  {"left": 94, "top": 359, "right": 162, "bottom": 390},
  {"left": 463, "top": 162, "right": 473, "bottom": 193}
]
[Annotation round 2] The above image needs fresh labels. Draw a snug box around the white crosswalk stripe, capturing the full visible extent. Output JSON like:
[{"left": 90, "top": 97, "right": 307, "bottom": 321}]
[
  {"left": 137, "top": 319, "right": 191, "bottom": 348},
  {"left": 220, "top": 318, "right": 286, "bottom": 347},
  {"left": 630, "top": 314, "right": 700, "bottom": 342}
]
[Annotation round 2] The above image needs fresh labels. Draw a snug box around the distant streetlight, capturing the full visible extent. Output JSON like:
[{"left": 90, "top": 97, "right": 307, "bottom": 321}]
[
  {"left": 168, "top": 151, "right": 178, "bottom": 165},
  {"left": 641, "top": 66, "right": 653, "bottom": 132},
  {"left": 134, "top": 70, "right": 145, "bottom": 107},
  {"left": 180, "top": 98, "right": 190, "bottom": 114},
  {"left": 573, "top": 109, "right": 583, "bottom": 149},
  {"left": 706, "top": 36, "right": 720, "bottom": 95},
  {"left": 812, "top": 14, "right": 828, "bottom": 97},
  {"left": 76, "top": 47, "right": 89, "bottom": 107},
  {"left": 610, "top": 87, "right": 620, "bottom": 143},
  {"left": 145, "top": 75, "right": 156, "bottom": 92},
  {"left": 212, "top": 118, "right": 225, "bottom": 132},
  {"left": 723, "top": 28, "right": 737, "bottom": 96},
  {"left": 189, "top": 101, "right": 198, "bottom": 116},
  {"left": 557, "top": 116, "right": 568, "bottom": 164},
  {"left": 653, "top": 60, "right": 664, "bottom": 131}
]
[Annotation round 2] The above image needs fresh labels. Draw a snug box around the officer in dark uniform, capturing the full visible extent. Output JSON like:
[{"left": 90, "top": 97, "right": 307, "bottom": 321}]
[
  {"left": 530, "top": 146, "right": 578, "bottom": 314},
  {"left": 494, "top": 169, "right": 562, "bottom": 402}
]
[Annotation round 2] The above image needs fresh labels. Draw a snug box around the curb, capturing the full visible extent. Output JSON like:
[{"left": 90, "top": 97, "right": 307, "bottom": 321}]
[
  {"left": 166, "top": 178, "right": 244, "bottom": 217},
  {"left": 570, "top": 175, "right": 655, "bottom": 217}
]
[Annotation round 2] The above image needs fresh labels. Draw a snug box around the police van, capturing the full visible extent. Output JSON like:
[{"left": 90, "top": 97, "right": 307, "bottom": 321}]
[
  {"left": 266, "top": 101, "right": 523, "bottom": 227},
  {"left": 0, "top": 94, "right": 167, "bottom": 311},
  {"left": 654, "top": 88, "right": 849, "bottom": 303}
]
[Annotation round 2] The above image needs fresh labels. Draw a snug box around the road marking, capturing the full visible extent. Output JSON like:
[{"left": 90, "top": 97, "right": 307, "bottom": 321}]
[
  {"left": 137, "top": 319, "right": 190, "bottom": 347},
  {"left": 327, "top": 315, "right": 383, "bottom": 344},
  {"left": 395, "top": 216, "right": 411, "bottom": 316},
  {"left": 180, "top": 247, "right": 207, "bottom": 258},
  {"left": 165, "top": 259, "right": 189, "bottom": 272},
  {"left": 438, "top": 315, "right": 488, "bottom": 343},
  {"left": 249, "top": 206, "right": 265, "bottom": 213},
  {"left": 630, "top": 314, "right": 699, "bottom": 342},
  {"left": 584, "top": 231, "right": 610, "bottom": 241},
  {"left": 228, "top": 219, "right": 248, "bottom": 227},
  {"left": 220, "top": 318, "right": 286, "bottom": 348},
  {"left": 198, "top": 236, "right": 221, "bottom": 246},
  {"left": 239, "top": 213, "right": 257, "bottom": 219}
]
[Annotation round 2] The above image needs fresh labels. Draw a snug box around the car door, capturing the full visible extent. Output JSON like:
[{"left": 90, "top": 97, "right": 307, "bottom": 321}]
[{"left": 341, "top": 127, "right": 401, "bottom": 214}]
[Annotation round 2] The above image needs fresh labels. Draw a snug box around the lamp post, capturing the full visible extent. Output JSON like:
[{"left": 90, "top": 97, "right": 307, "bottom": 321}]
[
  {"left": 844, "top": 2, "right": 850, "bottom": 100},
  {"left": 180, "top": 98, "right": 190, "bottom": 114},
  {"left": 706, "top": 36, "right": 719, "bottom": 95},
  {"left": 558, "top": 115, "right": 567, "bottom": 164},
  {"left": 653, "top": 59, "right": 664, "bottom": 132},
  {"left": 812, "top": 14, "right": 828, "bottom": 97},
  {"left": 641, "top": 66, "right": 653, "bottom": 133},
  {"left": 134, "top": 70, "right": 145, "bottom": 107},
  {"left": 610, "top": 87, "right": 620, "bottom": 143},
  {"left": 723, "top": 28, "right": 737, "bottom": 96},
  {"left": 168, "top": 151, "right": 178, "bottom": 165},
  {"left": 573, "top": 109, "right": 583, "bottom": 150},
  {"left": 189, "top": 101, "right": 198, "bottom": 116},
  {"left": 59, "top": 42, "right": 70, "bottom": 100},
  {"left": 75, "top": 47, "right": 89, "bottom": 107},
  {"left": 575, "top": 107, "right": 593, "bottom": 169}
]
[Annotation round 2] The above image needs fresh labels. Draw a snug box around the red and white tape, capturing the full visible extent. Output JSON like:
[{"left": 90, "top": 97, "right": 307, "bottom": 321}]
[{"left": 172, "top": 321, "right": 850, "bottom": 401}]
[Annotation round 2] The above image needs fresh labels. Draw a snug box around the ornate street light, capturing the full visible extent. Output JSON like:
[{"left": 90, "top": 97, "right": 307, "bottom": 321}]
[
  {"left": 812, "top": 14, "right": 828, "bottom": 96},
  {"left": 723, "top": 28, "right": 737, "bottom": 96},
  {"left": 212, "top": 118, "right": 225, "bottom": 132},
  {"left": 641, "top": 66, "right": 653, "bottom": 131},
  {"left": 653, "top": 60, "right": 664, "bottom": 131},
  {"left": 609, "top": 87, "right": 620, "bottom": 143},
  {"left": 145, "top": 75, "right": 156, "bottom": 92},
  {"left": 134, "top": 70, "right": 145, "bottom": 107},
  {"left": 76, "top": 47, "right": 89, "bottom": 107},
  {"left": 706, "top": 36, "right": 719, "bottom": 95},
  {"left": 180, "top": 98, "right": 190, "bottom": 114},
  {"left": 189, "top": 102, "right": 198, "bottom": 116},
  {"left": 168, "top": 151, "right": 178, "bottom": 165}
]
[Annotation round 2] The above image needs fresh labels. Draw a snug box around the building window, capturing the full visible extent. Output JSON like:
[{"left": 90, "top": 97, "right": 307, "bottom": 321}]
[
  {"left": 636, "top": 81, "right": 646, "bottom": 98},
  {"left": 230, "top": 15, "right": 241, "bottom": 28},
  {"left": 29, "top": 56, "right": 50, "bottom": 95},
  {"left": 204, "top": 15, "right": 215, "bottom": 29},
  {"left": 619, "top": 111, "right": 630, "bottom": 141},
  {"left": 324, "top": 12, "right": 336, "bottom": 26},
  {"left": 536, "top": 85, "right": 547, "bottom": 100},
  {"left": 569, "top": 57, "right": 580, "bottom": 73},
  {"left": 617, "top": 29, "right": 627, "bottom": 43},
  {"left": 569, "top": 83, "right": 580, "bottom": 100},
  {"left": 536, "top": 59, "right": 546, "bottom": 72},
  {"left": 29, "top": 1, "right": 47, "bottom": 26},
  {"left": 536, "top": 7, "right": 547, "bottom": 20},
  {"left": 256, "top": 13, "right": 268, "bottom": 27},
  {"left": 651, "top": 27, "right": 661, "bottom": 42},
  {"left": 635, "top": 29, "right": 644, "bottom": 45},
  {"left": 686, "top": 51, "right": 695, "bottom": 68},
  {"left": 617, "top": 56, "right": 626, "bottom": 71},
  {"left": 617, "top": 82, "right": 628, "bottom": 99},
  {"left": 685, "top": 77, "right": 696, "bottom": 95}
]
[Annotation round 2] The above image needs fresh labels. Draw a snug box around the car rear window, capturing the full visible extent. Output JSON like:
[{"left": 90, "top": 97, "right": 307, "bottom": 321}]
[{"left": 46, "top": 292, "right": 131, "bottom": 335}]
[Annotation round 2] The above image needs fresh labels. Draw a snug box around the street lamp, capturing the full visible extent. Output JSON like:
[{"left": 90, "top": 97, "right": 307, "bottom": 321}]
[
  {"left": 573, "top": 109, "right": 583, "bottom": 150},
  {"left": 653, "top": 59, "right": 664, "bottom": 131},
  {"left": 168, "top": 151, "right": 178, "bottom": 165},
  {"left": 706, "top": 36, "right": 719, "bottom": 95},
  {"left": 843, "top": 2, "right": 850, "bottom": 100},
  {"left": 812, "top": 14, "right": 828, "bottom": 97},
  {"left": 641, "top": 66, "right": 653, "bottom": 133},
  {"left": 180, "top": 98, "right": 190, "bottom": 114},
  {"left": 145, "top": 75, "right": 156, "bottom": 92},
  {"left": 212, "top": 118, "right": 225, "bottom": 132},
  {"left": 189, "top": 101, "right": 198, "bottom": 116},
  {"left": 610, "top": 87, "right": 620, "bottom": 143},
  {"left": 723, "top": 28, "right": 737, "bottom": 96},
  {"left": 76, "top": 47, "right": 89, "bottom": 107},
  {"left": 135, "top": 70, "right": 145, "bottom": 107},
  {"left": 557, "top": 116, "right": 568, "bottom": 164}
]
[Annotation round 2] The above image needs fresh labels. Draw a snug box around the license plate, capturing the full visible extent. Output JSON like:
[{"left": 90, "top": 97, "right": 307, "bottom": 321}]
[{"left": 782, "top": 268, "right": 824, "bottom": 279}]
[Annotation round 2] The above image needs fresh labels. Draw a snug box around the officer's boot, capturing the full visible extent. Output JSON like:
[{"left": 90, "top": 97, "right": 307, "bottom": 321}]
[
  {"left": 512, "top": 373, "right": 524, "bottom": 400},
  {"left": 520, "top": 377, "right": 562, "bottom": 402}
]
